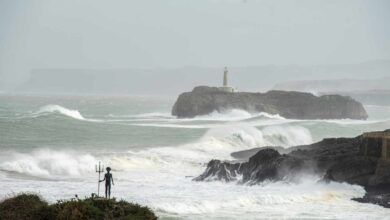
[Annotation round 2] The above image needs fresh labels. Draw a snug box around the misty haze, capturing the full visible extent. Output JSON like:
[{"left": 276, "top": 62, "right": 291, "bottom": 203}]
[{"left": 0, "top": 1, "right": 390, "bottom": 219}]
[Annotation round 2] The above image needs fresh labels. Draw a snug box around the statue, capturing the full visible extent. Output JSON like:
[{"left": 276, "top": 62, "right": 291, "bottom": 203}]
[{"left": 100, "top": 167, "right": 114, "bottom": 199}]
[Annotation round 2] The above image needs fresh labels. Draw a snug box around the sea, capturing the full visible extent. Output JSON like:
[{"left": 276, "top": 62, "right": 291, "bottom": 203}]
[{"left": 0, "top": 95, "right": 390, "bottom": 219}]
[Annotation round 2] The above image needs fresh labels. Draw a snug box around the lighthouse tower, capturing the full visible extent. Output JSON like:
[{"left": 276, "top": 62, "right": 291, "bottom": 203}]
[
  {"left": 219, "top": 67, "right": 235, "bottom": 93},
  {"left": 223, "top": 66, "right": 228, "bottom": 87}
]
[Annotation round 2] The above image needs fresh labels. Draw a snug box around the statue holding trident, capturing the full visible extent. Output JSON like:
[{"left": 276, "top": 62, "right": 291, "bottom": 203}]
[{"left": 100, "top": 167, "right": 114, "bottom": 199}]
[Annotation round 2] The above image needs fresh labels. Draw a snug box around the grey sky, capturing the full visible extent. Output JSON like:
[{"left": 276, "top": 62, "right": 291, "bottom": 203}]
[{"left": 0, "top": 0, "right": 389, "bottom": 90}]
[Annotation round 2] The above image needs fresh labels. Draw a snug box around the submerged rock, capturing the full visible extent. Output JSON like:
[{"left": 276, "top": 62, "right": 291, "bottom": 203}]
[{"left": 172, "top": 86, "right": 368, "bottom": 119}]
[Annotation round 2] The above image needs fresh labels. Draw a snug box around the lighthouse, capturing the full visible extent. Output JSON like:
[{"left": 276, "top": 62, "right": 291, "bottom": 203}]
[
  {"left": 223, "top": 66, "right": 228, "bottom": 87},
  {"left": 219, "top": 67, "right": 235, "bottom": 93}
]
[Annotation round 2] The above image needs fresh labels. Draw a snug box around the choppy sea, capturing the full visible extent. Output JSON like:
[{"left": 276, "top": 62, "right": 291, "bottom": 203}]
[{"left": 1, "top": 95, "right": 390, "bottom": 219}]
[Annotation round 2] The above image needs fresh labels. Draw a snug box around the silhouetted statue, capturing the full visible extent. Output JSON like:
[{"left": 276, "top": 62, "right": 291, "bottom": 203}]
[{"left": 100, "top": 167, "right": 114, "bottom": 199}]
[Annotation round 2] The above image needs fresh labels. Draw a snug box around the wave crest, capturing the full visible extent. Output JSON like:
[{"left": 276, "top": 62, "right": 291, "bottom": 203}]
[
  {"left": 0, "top": 149, "right": 97, "bottom": 177},
  {"left": 36, "top": 105, "right": 86, "bottom": 120},
  {"left": 195, "top": 109, "right": 285, "bottom": 121}
]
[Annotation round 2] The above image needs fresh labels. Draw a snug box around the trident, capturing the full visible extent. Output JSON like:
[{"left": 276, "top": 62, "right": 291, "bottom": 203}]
[{"left": 95, "top": 161, "right": 104, "bottom": 197}]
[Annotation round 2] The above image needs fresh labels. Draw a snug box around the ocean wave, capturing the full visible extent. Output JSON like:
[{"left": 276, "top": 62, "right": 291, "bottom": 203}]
[
  {"left": 107, "top": 112, "right": 174, "bottom": 119},
  {"left": 122, "top": 125, "right": 314, "bottom": 169},
  {"left": 199, "top": 125, "right": 313, "bottom": 151},
  {"left": 126, "top": 109, "right": 285, "bottom": 122},
  {"left": 153, "top": 179, "right": 367, "bottom": 216},
  {"left": 31, "top": 104, "right": 102, "bottom": 122},
  {"left": 0, "top": 125, "right": 312, "bottom": 178},
  {"left": 193, "top": 109, "right": 285, "bottom": 121},
  {"left": 35, "top": 105, "right": 86, "bottom": 120},
  {"left": 0, "top": 149, "right": 97, "bottom": 178},
  {"left": 127, "top": 110, "right": 287, "bottom": 128}
]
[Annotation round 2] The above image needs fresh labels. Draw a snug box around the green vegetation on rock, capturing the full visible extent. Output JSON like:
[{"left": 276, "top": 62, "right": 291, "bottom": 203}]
[{"left": 0, "top": 193, "right": 157, "bottom": 220}]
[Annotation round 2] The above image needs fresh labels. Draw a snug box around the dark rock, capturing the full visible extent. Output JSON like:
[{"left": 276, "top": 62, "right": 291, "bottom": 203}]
[
  {"left": 172, "top": 86, "right": 368, "bottom": 119},
  {"left": 194, "top": 149, "right": 308, "bottom": 184},
  {"left": 324, "top": 157, "right": 378, "bottom": 186},
  {"left": 370, "top": 159, "right": 390, "bottom": 186},
  {"left": 353, "top": 185, "right": 390, "bottom": 208},
  {"left": 241, "top": 149, "right": 307, "bottom": 183},
  {"left": 230, "top": 146, "right": 291, "bottom": 161},
  {"left": 195, "top": 129, "right": 390, "bottom": 208},
  {"left": 193, "top": 160, "right": 240, "bottom": 182}
]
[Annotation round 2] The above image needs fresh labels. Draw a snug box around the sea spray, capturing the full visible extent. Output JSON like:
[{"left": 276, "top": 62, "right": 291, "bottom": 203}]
[
  {"left": 1, "top": 97, "right": 390, "bottom": 219},
  {"left": 36, "top": 105, "right": 86, "bottom": 120},
  {"left": 0, "top": 149, "right": 97, "bottom": 177}
]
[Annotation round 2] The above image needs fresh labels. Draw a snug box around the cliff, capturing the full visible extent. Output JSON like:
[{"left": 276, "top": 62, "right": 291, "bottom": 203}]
[
  {"left": 194, "top": 129, "right": 390, "bottom": 207},
  {"left": 172, "top": 86, "right": 368, "bottom": 119}
]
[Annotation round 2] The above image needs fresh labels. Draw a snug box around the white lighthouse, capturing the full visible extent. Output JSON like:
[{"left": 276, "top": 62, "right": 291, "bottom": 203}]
[
  {"left": 219, "top": 66, "right": 235, "bottom": 93},
  {"left": 223, "top": 66, "right": 228, "bottom": 87}
]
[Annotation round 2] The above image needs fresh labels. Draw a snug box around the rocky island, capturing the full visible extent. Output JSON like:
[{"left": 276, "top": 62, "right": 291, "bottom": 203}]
[
  {"left": 194, "top": 129, "right": 390, "bottom": 208},
  {"left": 172, "top": 86, "right": 368, "bottom": 120}
]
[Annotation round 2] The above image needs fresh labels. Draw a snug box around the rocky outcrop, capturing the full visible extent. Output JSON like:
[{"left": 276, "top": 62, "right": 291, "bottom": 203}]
[
  {"left": 194, "top": 149, "right": 308, "bottom": 183},
  {"left": 194, "top": 130, "right": 390, "bottom": 207},
  {"left": 172, "top": 86, "right": 368, "bottom": 119},
  {"left": 353, "top": 185, "right": 390, "bottom": 208}
]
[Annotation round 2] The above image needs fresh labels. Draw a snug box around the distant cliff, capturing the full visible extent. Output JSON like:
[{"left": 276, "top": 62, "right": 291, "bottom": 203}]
[{"left": 172, "top": 86, "right": 368, "bottom": 119}]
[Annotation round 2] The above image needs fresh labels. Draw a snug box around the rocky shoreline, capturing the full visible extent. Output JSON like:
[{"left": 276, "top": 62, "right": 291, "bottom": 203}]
[
  {"left": 172, "top": 86, "right": 368, "bottom": 119},
  {"left": 194, "top": 130, "right": 390, "bottom": 208}
]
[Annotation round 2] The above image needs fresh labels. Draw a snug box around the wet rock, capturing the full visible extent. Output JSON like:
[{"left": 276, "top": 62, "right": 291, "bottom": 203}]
[
  {"left": 194, "top": 149, "right": 307, "bottom": 184},
  {"left": 195, "top": 129, "right": 390, "bottom": 208}
]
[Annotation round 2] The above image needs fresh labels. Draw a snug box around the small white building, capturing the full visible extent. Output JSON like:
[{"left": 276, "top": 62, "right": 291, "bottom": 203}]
[{"left": 219, "top": 67, "right": 235, "bottom": 93}]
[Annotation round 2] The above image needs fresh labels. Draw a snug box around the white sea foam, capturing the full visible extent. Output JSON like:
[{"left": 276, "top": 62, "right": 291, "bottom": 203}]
[
  {"left": 0, "top": 125, "right": 311, "bottom": 178},
  {"left": 127, "top": 109, "right": 287, "bottom": 129},
  {"left": 1, "top": 126, "right": 389, "bottom": 219},
  {"left": 123, "top": 109, "right": 285, "bottom": 124},
  {"left": 2, "top": 97, "right": 390, "bottom": 219},
  {"left": 193, "top": 109, "right": 285, "bottom": 121},
  {"left": 0, "top": 149, "right": 97, "bottom": 177},
  {"left": 152, "top": 179, "right": 369, "bottom": 216},
  {"left": 108, "top": 112, "right": 174, "bottom": 119},
  {"left": 36, "top": 105, "right": 86, "bottom": 120}
]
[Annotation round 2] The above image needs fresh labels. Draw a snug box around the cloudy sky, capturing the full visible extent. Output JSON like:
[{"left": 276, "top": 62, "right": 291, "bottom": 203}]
[{"left": 0, "top": 0, "right": 389, "bottom": 89}]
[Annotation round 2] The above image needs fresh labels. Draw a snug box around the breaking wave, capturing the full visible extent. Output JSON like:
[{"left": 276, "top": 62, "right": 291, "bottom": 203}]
[
  {"left": 0, "top": 149, "right": 97, "bottom": 178},
  {"left": 194, "top": 109, "right": 285, "bottom": 121},
  {"left": 153, "top": 179, "right": 368, "bottom": 216},
  {"left": 108, "top": 112, "right": 174, "bottom": 119},
  {"left": 0, "top": 125, "right": 312, "bottom": 178},
  {"left": 124, "top": 109, "right": 285, "bottom": 122},
  {"left": 35, "top": 105, "right": 86, "bottom": 120}
]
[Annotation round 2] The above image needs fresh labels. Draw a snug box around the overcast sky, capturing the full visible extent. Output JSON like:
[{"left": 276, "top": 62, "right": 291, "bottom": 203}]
[{"left": 0, "top": 0, "right": 389, "bottom": 89}]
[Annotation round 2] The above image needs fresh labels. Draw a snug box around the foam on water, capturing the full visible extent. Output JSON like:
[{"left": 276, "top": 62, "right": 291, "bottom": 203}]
[
  {"left": 110, "top": 109, "right": 284, "bottom": 123},
  {"left": 36, "top": 105, "right": 86, "bottom": 120},
  {"left": 0, "top": 125, "right": 313, "bottom": 179},
  {"left": 108, "top": 112, "right": 174, "bottom": 119},
  {"left": 1, "top": 138, "right": 389, "bottom": 219},
  {"left": 192, "top": 109, "right": 285, "bottom": 121},
  {"left": 0, "top": 149, "right": 97, "bottom": 178},
  {"left": 1, "top": 100, "right": 390, "bottom": 219}
]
